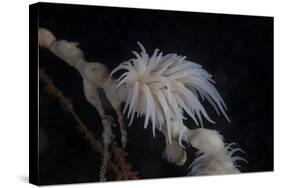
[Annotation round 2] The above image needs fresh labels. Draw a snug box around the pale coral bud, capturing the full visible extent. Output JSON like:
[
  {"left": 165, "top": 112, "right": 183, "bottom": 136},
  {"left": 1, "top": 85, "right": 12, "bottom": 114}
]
[
  {"left": 38, "top": 28, "right": 56, "bottom": 48},
  {"left": 186, "top": 128, "right": 225, "bottom": 154},
  {"left": 83, "top": 63, "right": 109, "bottom": 87},
  {"left": 163, "top": 141, "right": 187, "bottom": 166},
  {"left": 50, "top": 40, "right": 84, "bottom": 67}
]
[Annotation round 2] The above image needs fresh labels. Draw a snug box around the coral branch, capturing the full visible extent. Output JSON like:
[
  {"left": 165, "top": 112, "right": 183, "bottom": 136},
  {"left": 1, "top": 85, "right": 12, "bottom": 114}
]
[
  {"left": 112, "top": 145, "right": 139, "bottom": 180},
  {"left": 39, "top": 68, "right": 138, "bottom": 180},
  {"left": 39, "top": 68, "right": 103, "bottom": 151}
]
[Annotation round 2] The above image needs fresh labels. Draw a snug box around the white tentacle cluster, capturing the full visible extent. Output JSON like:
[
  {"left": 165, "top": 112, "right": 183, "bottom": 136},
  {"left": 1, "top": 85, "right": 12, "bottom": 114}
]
[
  {"left": 111, "top": 42, "right": 229, "bottom": 144},
  {"left": 188, "top": 143, "right": 247, "bottom": 176}
]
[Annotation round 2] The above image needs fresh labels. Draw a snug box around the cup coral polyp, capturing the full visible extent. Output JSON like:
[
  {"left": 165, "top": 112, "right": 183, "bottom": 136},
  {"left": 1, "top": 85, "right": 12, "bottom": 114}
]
[{"left": 111, "top": 42, "right": 230, "bottom": 144}]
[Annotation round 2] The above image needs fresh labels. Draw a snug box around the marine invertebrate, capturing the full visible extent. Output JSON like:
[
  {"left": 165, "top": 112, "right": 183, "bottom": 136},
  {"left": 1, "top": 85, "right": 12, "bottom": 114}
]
[
  {"left": 38, "top": 28, "right": 245, "bottom": 179},
  {"left": 188, "top": 143, "right": 246, "bottom": 176},
  {"left": 111, "top": 42, "right": 230, "bottom": 145}
]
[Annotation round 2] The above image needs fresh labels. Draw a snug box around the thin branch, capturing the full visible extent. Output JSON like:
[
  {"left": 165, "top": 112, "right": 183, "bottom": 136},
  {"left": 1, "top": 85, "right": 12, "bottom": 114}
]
[{"left": 39, "top": 68, "right": 139, "bottom": 180}]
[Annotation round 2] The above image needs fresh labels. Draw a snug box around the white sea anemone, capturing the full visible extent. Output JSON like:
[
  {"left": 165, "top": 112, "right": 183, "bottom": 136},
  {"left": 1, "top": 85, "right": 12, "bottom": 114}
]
[{"left": 110, "top": 42, "right": 230, "bottom": 144}]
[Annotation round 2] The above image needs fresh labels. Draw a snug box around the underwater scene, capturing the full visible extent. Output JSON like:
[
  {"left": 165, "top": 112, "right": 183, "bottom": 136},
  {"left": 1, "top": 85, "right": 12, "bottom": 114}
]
[{"left": 34, "top": 2, "right": 273, "bottom": 185}]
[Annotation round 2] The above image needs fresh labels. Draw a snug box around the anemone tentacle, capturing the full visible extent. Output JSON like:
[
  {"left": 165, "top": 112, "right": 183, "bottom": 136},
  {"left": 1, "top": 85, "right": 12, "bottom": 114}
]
[
  {"left": 111, "top": 42, "right": 229, "bottom": 143},
  {"left": 188, "top": 143, "right": 246, "bottom": 175}
]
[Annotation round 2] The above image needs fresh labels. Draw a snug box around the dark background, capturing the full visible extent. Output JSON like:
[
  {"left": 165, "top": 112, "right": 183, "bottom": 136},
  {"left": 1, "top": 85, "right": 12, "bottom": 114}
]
[{"left": 37, "top": 2, "right": 273, "bottom": 185}]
